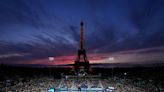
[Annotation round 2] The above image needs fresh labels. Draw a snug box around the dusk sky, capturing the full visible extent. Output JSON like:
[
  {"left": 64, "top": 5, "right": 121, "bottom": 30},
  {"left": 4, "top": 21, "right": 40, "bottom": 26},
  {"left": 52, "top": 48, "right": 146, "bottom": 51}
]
[{"left": 0, "top": 0, "right": 164, "bottom": 67}]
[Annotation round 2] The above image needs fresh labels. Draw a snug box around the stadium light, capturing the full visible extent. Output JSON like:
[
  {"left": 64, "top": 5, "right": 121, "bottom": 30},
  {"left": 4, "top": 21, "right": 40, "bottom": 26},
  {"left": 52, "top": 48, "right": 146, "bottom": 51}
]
[
  {"left": 108, "top": 57, "right": 114, "bottom": 61},
  {"left": 108, "top": 56, "right": 114, "bottom": 79},
  {"left": 48, "top": 56, "right": 54, "bottom": 77},
  {"left": 124, "top": 72, "right": 127, "bottom": 79},
  {"left": 49, "top": 57, "right": 54, "bottom": 61}
]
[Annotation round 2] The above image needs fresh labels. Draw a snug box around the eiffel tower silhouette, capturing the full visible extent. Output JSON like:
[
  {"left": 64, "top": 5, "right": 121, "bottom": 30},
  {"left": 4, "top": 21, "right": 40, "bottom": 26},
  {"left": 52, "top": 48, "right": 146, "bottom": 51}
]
[{"left": 74, "top": 21, "right": 90, "bottom": 74}]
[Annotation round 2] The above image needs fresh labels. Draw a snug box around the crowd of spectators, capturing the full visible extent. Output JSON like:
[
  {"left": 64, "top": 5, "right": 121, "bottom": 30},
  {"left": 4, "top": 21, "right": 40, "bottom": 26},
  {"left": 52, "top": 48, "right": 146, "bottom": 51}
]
[
  {"left": 1, "top": 75, "right": 60, "bottom": 92},
  {"left": 89, "top": 79, "right": 102, "bottom": 88},
  {"left": 58, "top": 78, "right": 102, "bottom": 91},
  {"left": 102, "top": 76, "right": 164, "bottom": 92},
  {"left": 1, "top": 75, "right": 163, "bottom": 92},
  {"left": 0, "top": 65, "right": 163, "bottom": 91}
]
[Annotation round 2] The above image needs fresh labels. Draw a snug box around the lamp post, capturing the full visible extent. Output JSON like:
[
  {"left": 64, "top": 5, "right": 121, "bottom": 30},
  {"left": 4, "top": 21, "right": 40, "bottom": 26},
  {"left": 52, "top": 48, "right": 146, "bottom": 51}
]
[
  {"left": 48, "top": 57, "right": 54, "bottom": 77},
  {"left": 108, "top": 57, "right": 114, "bottom": 79},
  {"left": 124, "top": 72, "right": 127, "bottom": 79}
]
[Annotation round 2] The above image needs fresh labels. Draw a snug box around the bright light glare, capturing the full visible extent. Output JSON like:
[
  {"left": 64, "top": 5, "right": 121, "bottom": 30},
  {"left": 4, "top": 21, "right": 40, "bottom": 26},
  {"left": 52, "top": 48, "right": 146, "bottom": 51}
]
[
  {"left": 124, "top": 72, "right": 127, "bottom": 75},
  {"left": 108, "top": 57, "right": 114, "bottom": 61},
  {"left": 49, "top": 57, "right": 54, "bottom": 61}
]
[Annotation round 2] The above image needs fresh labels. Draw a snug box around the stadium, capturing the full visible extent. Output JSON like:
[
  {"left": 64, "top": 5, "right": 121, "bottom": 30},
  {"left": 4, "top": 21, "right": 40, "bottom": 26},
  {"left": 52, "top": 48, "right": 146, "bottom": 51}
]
[{"left": 0, "top": 65, "right": 164, "bottom": 92}]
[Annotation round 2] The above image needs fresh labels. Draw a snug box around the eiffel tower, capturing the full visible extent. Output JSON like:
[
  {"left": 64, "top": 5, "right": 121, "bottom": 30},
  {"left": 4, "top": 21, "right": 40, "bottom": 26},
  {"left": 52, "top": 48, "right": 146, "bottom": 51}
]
[{"left": 74, "top": 21, "right": 90, "bottom": 74}]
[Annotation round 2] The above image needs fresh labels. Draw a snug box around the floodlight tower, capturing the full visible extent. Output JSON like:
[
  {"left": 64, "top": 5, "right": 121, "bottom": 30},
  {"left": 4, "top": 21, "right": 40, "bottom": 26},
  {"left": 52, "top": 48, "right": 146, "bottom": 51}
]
[
  {"left": 109, "top": 57, "right": 114, "bottom": 78},
  {"left": 48, "top": 56, "right": 54, "bottom": 77}
]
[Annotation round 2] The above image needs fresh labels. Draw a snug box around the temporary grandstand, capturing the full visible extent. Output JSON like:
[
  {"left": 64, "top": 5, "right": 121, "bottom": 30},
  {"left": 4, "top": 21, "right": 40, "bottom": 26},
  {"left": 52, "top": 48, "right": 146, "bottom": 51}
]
[{"left": 57, "top": 75, "right": 106, "bottom": 91}]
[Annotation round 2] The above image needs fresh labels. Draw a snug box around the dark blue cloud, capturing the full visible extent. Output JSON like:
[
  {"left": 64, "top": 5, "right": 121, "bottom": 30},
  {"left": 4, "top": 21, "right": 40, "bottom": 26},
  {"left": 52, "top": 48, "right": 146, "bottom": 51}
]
[{"left": 0, "top": 0, "right": 164, "bottom": 65}]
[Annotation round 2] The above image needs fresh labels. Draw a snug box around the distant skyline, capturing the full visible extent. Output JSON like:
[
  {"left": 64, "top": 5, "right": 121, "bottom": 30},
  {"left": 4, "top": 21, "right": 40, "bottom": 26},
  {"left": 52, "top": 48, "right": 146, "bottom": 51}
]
[{"left": 0, "top": 0, "right": 164, "bottom": 67}]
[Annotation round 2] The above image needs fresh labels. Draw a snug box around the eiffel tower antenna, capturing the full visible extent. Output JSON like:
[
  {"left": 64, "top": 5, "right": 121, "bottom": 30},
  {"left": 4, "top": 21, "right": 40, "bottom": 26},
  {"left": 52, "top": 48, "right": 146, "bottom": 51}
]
[{"left": 80, "top": 20, "right": 84, "bottom": 49}]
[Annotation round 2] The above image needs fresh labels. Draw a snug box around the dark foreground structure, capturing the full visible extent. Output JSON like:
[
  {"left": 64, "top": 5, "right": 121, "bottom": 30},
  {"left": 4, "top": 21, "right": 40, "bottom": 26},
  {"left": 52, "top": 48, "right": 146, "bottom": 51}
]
[{"left": 0, "top": 64, "right": 164, "bottom": 92}]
